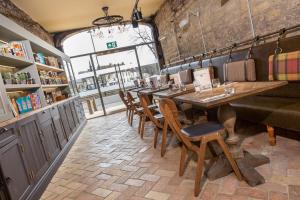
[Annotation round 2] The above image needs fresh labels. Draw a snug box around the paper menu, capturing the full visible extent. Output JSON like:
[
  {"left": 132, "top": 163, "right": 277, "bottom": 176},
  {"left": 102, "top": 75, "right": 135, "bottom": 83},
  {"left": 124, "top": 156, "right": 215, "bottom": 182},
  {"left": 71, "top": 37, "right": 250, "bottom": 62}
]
[
  {"left": 193, "top": 68, "right": 213, "bottom": 91},
  {"left": 169, "top": 73, "right": 180, "bottom": 85},
  {"left": 149, "top": 76, "right": 159, "bottom": 89}
]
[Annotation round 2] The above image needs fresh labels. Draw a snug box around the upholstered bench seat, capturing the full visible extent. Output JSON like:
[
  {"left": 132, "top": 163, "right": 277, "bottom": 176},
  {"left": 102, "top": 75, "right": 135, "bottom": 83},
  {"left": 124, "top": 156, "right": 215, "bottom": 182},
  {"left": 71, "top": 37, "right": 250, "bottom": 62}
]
[{"left": 231, "top": 96, "right": 300, "bottom": 132}]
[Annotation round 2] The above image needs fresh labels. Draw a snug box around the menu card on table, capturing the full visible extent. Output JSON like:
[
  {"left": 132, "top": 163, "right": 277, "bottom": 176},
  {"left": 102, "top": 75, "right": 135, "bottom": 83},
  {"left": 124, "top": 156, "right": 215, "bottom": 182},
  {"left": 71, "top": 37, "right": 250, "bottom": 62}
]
[
  {"left": 149, "top": 76, "right": 159, "bottom": 89},
  {"left": 193, "top": 67, "right": 213, "bottom": 91}
]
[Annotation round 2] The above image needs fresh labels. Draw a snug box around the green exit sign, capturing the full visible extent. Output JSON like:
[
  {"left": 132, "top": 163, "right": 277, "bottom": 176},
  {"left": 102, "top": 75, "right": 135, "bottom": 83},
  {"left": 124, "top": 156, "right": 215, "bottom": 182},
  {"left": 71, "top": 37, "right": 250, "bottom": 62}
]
[{"left": 106, "top": 41, "right": 117, "bottom": 49}]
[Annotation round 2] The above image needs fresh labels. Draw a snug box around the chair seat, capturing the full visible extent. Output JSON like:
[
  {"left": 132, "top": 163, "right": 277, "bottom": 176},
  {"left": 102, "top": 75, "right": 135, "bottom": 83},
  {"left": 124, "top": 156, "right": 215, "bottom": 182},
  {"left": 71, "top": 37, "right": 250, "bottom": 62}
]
[
  {"left": 181, "top": 122, "right": 223, "bottom": 138},
  {"left": 136, "top": 107, "right": 144, "bottom": 113},
  {"left": 148, "top": 104, "right": 158, "bottom": 109},
  {"left": 154, "top": 113, "right": 164, "bottom": 120},
  {"left": 133, "top": 101, "right": 140, "bottom": 106}
]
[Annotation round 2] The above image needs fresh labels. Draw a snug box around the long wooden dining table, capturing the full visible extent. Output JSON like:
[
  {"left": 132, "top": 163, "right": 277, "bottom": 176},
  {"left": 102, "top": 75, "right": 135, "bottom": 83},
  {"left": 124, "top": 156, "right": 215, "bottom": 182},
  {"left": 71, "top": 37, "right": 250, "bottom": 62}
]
[
  {"left": 169, "top": 81, "right": 288, "bottom": 185},
  {"left": 153, "top": 84, "right": 195, "bottom": 99}
]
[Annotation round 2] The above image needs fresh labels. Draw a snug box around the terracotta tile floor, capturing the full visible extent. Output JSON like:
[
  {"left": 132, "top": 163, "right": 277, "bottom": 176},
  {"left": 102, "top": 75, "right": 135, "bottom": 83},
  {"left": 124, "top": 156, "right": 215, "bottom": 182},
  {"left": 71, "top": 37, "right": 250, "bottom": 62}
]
[{"left": 42, "top": 112, "right": 300, "bottom": 200}]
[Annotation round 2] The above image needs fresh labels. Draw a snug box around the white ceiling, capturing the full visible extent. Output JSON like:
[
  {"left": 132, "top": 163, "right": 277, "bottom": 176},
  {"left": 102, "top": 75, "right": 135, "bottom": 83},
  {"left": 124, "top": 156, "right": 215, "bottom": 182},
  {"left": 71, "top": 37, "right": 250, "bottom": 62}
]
[{"left": 11, "top": 0, "right": 165, "bottom": 33}]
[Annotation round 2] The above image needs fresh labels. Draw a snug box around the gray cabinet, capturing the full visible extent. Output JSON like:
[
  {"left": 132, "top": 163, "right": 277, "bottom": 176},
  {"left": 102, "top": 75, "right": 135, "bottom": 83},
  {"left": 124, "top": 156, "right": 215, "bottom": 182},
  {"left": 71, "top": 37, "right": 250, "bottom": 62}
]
[
  {"left": 38, "top": 110, "right": 60, "bottom": 161},
  {"left": 70, "top": 101, "right": 79, "bottom": 127},
  {"left": 17, "top": 115, "right": 48, "bottom": 182},
  {"left": 58, "top": 104, "right": 72, "bottom": 139},
  {"left": 50, "top": 106, "right": 68, "bottom": 148},
  {"left": 0, "top": 124, "right": 18, "bottom": 149},
  {"left": 0, "top": 139, "right": 31, "bottom": 200},
  {"left": 65, "top": 103, "right": 76, "bottom": 132}
]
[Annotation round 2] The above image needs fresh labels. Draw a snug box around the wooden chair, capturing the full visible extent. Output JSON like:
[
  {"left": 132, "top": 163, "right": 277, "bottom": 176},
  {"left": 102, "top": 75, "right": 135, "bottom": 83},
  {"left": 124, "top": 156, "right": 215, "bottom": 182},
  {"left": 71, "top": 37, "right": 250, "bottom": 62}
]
[
  {"left": 126, "top": 91, "right": 145, "bottom": 134},
  {"left": 140, "top": 95, "right": 170, "bottom": 156},
  {"left": 159, "top": 98, "right": 242, "bottom": 196},
  {"left": 119, "top": 90, "right": 130, "bottom": 120}
]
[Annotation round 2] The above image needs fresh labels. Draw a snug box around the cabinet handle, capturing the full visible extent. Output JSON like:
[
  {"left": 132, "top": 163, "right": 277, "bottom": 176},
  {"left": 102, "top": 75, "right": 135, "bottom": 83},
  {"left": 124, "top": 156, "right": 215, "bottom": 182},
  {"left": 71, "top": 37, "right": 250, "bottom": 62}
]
[
  {"left": 52, "top": 107, "right": 56, "bottom": 110},
  {"left": 42, "top": 110, "right": 46, "bottom": 114}
]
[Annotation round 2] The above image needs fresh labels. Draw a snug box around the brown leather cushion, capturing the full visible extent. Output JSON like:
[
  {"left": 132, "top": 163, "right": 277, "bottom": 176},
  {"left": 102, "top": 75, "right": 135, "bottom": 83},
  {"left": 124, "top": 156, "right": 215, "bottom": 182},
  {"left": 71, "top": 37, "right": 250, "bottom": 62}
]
[
  {"left": 259, "top": 82, "right": 300, "bottom": 99},
  {"left": 231, "top": 96, "right": 300, "bottom": 132},
  {"left": 181, "top": 122, "right": 223, "bottom": 138}
]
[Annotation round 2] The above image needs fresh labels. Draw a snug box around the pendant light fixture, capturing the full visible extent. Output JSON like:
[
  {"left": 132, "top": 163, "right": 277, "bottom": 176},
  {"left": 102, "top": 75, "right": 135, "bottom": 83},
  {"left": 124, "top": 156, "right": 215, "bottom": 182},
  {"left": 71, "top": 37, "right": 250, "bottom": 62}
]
[{"left": 92, "top": 6, "right": 123, "bottom": 26}]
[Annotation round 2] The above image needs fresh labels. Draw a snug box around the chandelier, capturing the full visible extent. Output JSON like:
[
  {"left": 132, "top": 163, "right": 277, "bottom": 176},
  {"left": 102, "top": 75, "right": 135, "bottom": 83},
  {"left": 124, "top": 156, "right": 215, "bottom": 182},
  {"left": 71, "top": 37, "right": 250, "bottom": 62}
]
[{"left": 92, "top": 6, "right": 123, "bottom": 26}]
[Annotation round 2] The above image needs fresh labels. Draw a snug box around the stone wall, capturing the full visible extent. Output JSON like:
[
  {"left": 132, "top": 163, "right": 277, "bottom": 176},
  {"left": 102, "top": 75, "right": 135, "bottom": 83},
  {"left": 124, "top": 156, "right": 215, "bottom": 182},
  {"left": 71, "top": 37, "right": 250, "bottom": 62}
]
[
  {"left": 154, "top": 0, "right": 300, "bottom": 63},
  {"left": 0, "top": 0, "right": 53, "bottom": 45}
]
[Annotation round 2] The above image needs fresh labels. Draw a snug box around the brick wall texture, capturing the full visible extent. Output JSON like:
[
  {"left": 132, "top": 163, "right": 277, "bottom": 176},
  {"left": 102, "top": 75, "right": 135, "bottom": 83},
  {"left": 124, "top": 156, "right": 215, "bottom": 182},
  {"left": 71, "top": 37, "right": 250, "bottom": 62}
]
[
  {"left": 154, "top": 0, "right": 300, "bottom": 63},
  {"left": 0, "top": 0, "right": 53, "bottom": 45}
]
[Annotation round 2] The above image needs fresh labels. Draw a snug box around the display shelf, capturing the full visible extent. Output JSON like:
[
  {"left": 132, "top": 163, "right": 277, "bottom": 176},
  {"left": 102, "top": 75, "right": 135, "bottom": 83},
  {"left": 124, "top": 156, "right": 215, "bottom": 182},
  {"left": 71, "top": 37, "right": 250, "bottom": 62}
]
[
  {"left": 35, "top": 62, "right": 64, "bottom": 72},
  {"left": 5, "top": 84, "right": 40, "bottom": 92},
  {"left": 0, "top": 54, "right": 33, "bottom": 68},
  {"left": 41, "top": 84, "right": 69, "bottom": 89}
]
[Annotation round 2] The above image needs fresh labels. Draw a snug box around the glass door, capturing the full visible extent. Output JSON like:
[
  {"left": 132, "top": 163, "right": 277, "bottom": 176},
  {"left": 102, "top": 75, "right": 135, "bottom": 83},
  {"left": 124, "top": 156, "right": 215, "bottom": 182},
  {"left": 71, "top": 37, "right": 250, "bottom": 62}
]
[
  {"left": 70, "top": 55, "right": 105, "bottom": 118},
  {"left": 92, "top": 49, "right": 142, "bottom": 113}
]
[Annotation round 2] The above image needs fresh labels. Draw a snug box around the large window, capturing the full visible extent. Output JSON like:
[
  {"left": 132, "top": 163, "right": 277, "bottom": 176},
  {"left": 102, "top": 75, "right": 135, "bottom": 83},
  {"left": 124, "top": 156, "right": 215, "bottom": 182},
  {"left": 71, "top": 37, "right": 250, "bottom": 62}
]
[{"left": 63, "top": 24, "right": 160, "bottom": 117}]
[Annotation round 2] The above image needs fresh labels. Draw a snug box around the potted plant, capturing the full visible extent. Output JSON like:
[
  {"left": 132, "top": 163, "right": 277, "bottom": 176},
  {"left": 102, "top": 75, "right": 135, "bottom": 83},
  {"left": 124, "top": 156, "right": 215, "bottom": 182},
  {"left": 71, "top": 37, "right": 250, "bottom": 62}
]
[{"left": 2, "top": 72, "right": 12, "bottom": 84}]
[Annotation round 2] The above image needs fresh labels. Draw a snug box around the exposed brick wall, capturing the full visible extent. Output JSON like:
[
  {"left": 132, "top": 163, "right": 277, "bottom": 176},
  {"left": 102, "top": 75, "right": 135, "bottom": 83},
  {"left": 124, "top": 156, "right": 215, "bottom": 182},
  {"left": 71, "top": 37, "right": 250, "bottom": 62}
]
[
  {"left": 0, "top": 0, "right": 53, "bottom": 45},
  {"left": 154, "top": 0, "right": 300, "bottom": 63}
]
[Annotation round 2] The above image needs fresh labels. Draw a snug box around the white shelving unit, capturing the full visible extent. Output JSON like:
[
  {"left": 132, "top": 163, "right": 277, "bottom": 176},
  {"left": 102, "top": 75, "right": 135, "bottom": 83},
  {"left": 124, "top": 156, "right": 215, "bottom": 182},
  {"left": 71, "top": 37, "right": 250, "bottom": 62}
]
[
  {"left": 35, "top": 62, "right": 65, "bottom": 72},
  {"left": 41, "top": 84, "right": 69, "bottom": 89},
  {"left": 5, "top": 84, "right": 41, "bottom": 92},
  {"left": 0, "top": 54, "right": 33, "bottom": 68},
  {"left": 0, "top": 13, "right": 73, "bottom": 122}
]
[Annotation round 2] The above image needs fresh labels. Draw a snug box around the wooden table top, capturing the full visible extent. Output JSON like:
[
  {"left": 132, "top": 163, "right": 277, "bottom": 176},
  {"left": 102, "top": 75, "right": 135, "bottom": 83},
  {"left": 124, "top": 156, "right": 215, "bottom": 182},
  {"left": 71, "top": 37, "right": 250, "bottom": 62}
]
[
  {"left": 139, "top": 86, "right": 170, "bottom": 95},
  {"left": 129, "top": 87, "right": 148, "bottom": 93},
  {"left": 174, "top": 81, "right": 288, "bottom": 109},
  {"left": 153, "top": 84, "right": 195, "bottom": 98}
]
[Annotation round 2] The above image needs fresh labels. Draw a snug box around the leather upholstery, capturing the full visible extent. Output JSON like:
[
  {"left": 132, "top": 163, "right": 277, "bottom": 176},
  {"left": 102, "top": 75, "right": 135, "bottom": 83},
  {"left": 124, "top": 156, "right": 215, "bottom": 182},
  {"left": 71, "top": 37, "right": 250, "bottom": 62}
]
[
  {"left": 231, "top": 96, "right": 300, "bottom": 132},
  {"left": 181, "top": 122, "right": 223, "bottom": 138}
]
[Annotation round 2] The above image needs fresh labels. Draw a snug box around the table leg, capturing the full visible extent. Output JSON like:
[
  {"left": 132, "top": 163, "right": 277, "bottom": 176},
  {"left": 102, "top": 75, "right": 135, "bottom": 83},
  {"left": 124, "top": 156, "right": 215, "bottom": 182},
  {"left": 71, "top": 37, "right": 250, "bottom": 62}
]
[
  {"left": 217, "top": 104, "right": 243, "bottom": 158},
  {"left": 207, "top": 103, "right": 270, "bottom": 186}
]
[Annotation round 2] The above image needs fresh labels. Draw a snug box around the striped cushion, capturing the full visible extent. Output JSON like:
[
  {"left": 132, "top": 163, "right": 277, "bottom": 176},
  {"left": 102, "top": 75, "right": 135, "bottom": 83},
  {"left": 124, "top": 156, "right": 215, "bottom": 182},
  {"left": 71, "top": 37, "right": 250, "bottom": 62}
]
[{"left": 269, "top": 51, "right": 300, "bottom": 81}]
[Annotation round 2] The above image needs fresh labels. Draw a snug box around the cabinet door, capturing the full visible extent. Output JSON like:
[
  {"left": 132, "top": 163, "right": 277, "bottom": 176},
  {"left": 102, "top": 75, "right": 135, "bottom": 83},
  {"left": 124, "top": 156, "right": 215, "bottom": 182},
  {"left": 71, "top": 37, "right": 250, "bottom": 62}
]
[
  {"left": 0, "top": 124, "right": 18, "bottom": 149},
  {"left": 64, "top": 103, "right": 76, "bottom": 133},
  {"left": 58, "top": 104, "right": 72, "bottom": 139},
  {"left": 17, "top": 115, "right": 48, "bottom": 182},
  {"left": 70, "top": 101, "right": 79, "bottom": 127},
  {"left": 0, "top": 139, "right": 31, "bottom": 200},
  {"left": 40, "top": 118, "right": 60, "bottom": 161},
  {"left": 50, "top": 106, "right": 68, "bottom": 148}
]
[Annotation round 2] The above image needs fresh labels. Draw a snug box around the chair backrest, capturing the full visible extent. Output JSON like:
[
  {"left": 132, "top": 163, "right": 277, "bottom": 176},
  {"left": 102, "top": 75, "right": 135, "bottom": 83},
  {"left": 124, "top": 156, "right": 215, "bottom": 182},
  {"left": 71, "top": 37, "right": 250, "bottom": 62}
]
[
  {"left": 159, "top": 99, "right": 193, "bottom": 148},
  {"left": 119, "top": 90, "right": 129, "bottom": 108},
  {"left": 140, "top": 95, "right": 162, "bottom": 128},
  {"left": 126, "top": 91, "right": 138, "bottom": 112}
]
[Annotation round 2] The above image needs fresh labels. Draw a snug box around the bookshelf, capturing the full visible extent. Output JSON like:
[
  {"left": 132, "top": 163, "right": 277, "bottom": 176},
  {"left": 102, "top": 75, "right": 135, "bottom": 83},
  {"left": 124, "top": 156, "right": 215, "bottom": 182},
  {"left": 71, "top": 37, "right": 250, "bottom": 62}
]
[
  {"left": 35, "top": 62, "right": 65, "bottom": 72},
  {"left": 0, "top": 54, "right": 33, "bottom": 68},
  {"left": 0, "top": 13, "right": 74, "bottom": 122}
]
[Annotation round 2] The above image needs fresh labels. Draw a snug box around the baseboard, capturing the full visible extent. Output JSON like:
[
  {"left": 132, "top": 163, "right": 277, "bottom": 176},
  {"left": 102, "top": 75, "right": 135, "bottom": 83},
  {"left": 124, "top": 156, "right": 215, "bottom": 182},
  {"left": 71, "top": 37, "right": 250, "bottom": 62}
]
[{"left": 26, "top": 119, "right": 87, "bottom": 200}]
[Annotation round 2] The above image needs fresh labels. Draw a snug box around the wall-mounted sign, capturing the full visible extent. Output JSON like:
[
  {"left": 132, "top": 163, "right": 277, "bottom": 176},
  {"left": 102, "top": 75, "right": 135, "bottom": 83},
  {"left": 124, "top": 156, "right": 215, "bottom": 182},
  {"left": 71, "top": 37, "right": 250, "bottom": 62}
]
[{"left": 106, "top": 41, "right": 117, "bottom": 49}]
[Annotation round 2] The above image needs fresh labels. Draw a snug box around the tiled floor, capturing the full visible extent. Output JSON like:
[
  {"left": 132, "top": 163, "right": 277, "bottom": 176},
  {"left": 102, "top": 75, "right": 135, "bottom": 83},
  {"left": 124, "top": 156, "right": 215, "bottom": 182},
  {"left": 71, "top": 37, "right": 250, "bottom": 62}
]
[{"left": 42, "top": 112, "right": 300, "bottom": 200}]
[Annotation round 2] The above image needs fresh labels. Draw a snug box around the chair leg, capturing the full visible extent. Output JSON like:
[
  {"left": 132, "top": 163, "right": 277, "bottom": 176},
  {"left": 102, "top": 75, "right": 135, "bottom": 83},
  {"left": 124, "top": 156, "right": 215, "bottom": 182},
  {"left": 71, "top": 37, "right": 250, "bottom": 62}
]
[
  {"left": 140, "top": 115, "right": 146, "bottom": 139},
  {"left": 217, "top": 136, "right": 242, "bottom": 181},
  {"left": 179, "top": 145, "right": 187, "bottom": 176},
  {"left": 153, "top": 126, "right": 159, "bottom": 148},
  {"left": 130, "top": 110, "right": 134, "bottom": 126},
  {"left": 128, "top": 110, "right": 131, "bottom": 124},
  {"left": 267, "top": 125, "right": 276, "bottom": 146},
  {"left": 194, "top": 141, "right": 207, "bottom": 197},
  {"left": 138, "top": 115, "right": 142, "bottom": 134},
  {"left": 161, "top": 121, "right": 168, "bottom": 157},
  {"left": 126, "top": 108, "right": 129, "bottom": 116}
]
